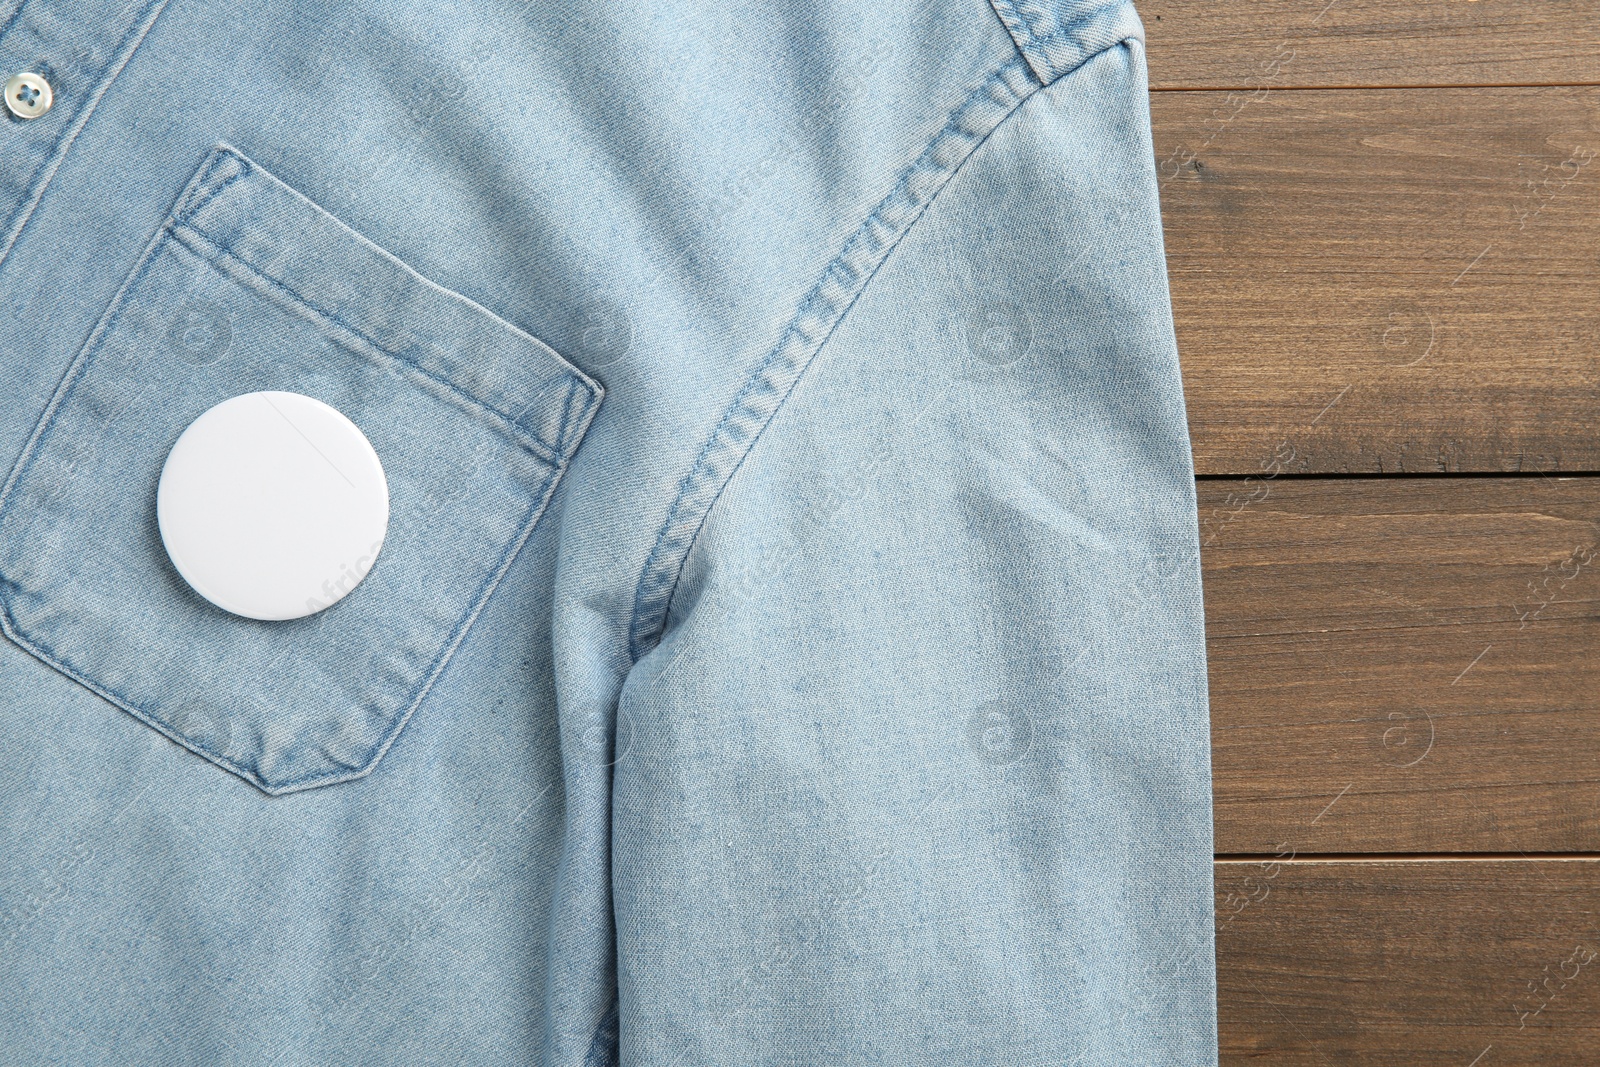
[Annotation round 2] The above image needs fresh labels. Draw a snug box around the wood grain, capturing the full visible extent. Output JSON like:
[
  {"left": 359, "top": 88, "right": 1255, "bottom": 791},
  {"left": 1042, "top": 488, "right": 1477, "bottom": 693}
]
[
  {"left": 1142, "top": 0, "right": 1600, "bottom": 90},
  {"left": 1200, "top": 476, "right": 1600, "bottom": 854},
  {"left": 1154, "top": 86, "right": 1600, "bottom": 475},
  {"left": 1214, "top": 858, "right": 1600, "bottom": 1065},
  {"left": 1143, "top": 8, "right": 1600, "bottom": 1062}
]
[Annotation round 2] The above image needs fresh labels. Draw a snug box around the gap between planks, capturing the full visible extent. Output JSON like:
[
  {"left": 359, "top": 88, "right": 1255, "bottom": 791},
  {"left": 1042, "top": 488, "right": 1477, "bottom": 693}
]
[
  {"left": 1216, "top": 852, "right": 1600, "bottom": 863},
  {"left": 1151, "top": 81, "right": 1600, "bottom": 93}
]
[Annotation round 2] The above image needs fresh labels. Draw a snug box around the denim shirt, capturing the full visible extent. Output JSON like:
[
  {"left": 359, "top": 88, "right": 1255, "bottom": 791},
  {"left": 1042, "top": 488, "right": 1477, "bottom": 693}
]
[{"left": 0, "top": 1, "right": 1216, "bottom": 1063}]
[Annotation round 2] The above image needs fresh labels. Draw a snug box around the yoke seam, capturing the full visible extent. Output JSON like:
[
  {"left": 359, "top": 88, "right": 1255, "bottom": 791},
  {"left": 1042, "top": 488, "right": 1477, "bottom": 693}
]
[{"left": 625, "top": 55, "right": 1041, "bottom": 662}]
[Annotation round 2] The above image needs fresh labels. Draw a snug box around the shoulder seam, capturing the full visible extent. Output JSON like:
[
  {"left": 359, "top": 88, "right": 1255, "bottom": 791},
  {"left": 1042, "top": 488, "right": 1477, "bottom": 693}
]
[
  {"left": 626, "top": 56, "right": 1040, "bottom": 662},
  {"left": 986, "top": 0, "right": 1145, "bottom": 85}
]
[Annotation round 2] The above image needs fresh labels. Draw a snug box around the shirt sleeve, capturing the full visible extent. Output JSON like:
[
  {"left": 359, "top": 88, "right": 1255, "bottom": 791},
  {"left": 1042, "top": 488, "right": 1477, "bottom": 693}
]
[{"left": 610, "top": 29, "right": 1218, "bottom": 1066}]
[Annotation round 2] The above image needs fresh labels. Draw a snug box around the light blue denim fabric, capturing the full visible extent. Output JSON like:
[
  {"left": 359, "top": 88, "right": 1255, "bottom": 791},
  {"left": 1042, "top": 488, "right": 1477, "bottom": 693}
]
[{"left": 0, "top": 0, "right": 1216, "bottom": 1064}]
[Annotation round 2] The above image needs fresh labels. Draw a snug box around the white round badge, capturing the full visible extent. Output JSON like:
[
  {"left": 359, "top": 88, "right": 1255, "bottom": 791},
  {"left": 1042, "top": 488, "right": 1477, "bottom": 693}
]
[{"left": 157, "top": 391, "right": 389, "bottom": 621}]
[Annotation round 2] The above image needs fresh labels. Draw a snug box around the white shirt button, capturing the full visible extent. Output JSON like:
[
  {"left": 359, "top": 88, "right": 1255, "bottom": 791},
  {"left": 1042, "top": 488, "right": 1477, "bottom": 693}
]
[
  {"left": 4, "top": 71, "right": 53, "bottom": 120},
  {"left": 157, "top": 391, "right": 389, "bottom": 621}
]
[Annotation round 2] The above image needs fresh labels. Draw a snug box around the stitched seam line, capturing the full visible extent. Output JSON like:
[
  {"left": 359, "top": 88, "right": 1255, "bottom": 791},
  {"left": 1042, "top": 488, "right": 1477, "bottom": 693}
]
[
  {"left": 0, "top": 0, "right": 171, "bottom": 270},
  {"left": 987, "top": 0, "right": 1143, "bottom": 85},
  {"left": 171, "top": 225, "right": 571, "bottom": 467},
  {"left": 0, "top": 456, "right": 564, "bottom": 794},
  {"left": 0, "top": 198, "right": 569, "bottom": 792},
  {"left": 0, "top": 152, "right": 600, "bottom": 794},
  {"left": 0, "top": 224, "right": 569, "bottom": 790},
  {"left": 171, "top": 149, "right": 247, "bottom": 229},
  {"left": 557, "top": 375, "right": 578, "bottom": 454},
  {"left": 0, "top": 0, "right": 31, "bottom": 50},
  {"left": 624, "top": 56, "right": 1038, "bottom": 661},
  {"left": 189, "top": 145, "right": 603, "bottom": 448},
  {"left": 0, "top": 146, "right": 238, "bottom": 535},
  {"left": 986, "top": 0, "right": 1053, "bottom": 84}
]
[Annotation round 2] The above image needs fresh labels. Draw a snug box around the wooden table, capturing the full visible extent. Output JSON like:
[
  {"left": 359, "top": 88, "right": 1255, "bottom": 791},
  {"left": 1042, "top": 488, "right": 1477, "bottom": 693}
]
[{"left": 1144, "top": 3, "right": 1600, "bottom": 1062}]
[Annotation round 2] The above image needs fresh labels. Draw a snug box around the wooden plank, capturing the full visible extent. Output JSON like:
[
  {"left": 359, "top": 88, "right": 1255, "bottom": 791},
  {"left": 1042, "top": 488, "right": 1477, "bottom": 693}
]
[
  {"left": 1213, "top": 858, "right": 1600, "bottom": 1065},
  {"left": 1154, "top": 86, "right": 1600, "bottom": 475},
  {"left": 1143, "top": 0, "right": 1600, "bottom": 90},
  {"left": 1199, "top": 476, "right": 1600, "bottom": 854}
]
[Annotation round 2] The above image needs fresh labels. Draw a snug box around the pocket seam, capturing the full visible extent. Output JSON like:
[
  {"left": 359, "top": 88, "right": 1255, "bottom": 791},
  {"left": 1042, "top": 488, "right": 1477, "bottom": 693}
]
[
  {"left": 0, "top": 252, "right": 574, "bottom": 792},
  {"left": 0, "top": 149, "right": 600, "bottom": 794},
  {"left": 0, "top": 459, "right": 567, "bottom": 793},
  {"left": 171, "top": 145, "right": 249, "bottom": 232},
  {"left": 177, "top": 144, "right": 602, "bottom": 460},
  {"left": 168, "top": 226, "right": 568, "bottom": 467}
]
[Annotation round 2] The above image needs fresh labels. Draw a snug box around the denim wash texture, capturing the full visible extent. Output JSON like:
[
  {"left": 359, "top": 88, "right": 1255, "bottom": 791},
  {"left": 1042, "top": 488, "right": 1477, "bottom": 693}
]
[{"left": 0, "top": 0, "right": 1217, "bottom": 1063}]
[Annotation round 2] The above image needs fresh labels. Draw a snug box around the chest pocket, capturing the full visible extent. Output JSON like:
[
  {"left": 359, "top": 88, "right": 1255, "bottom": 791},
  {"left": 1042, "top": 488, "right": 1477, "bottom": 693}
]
[{"left": 0, "top": 145, "right": 602, "bottom": 795}]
